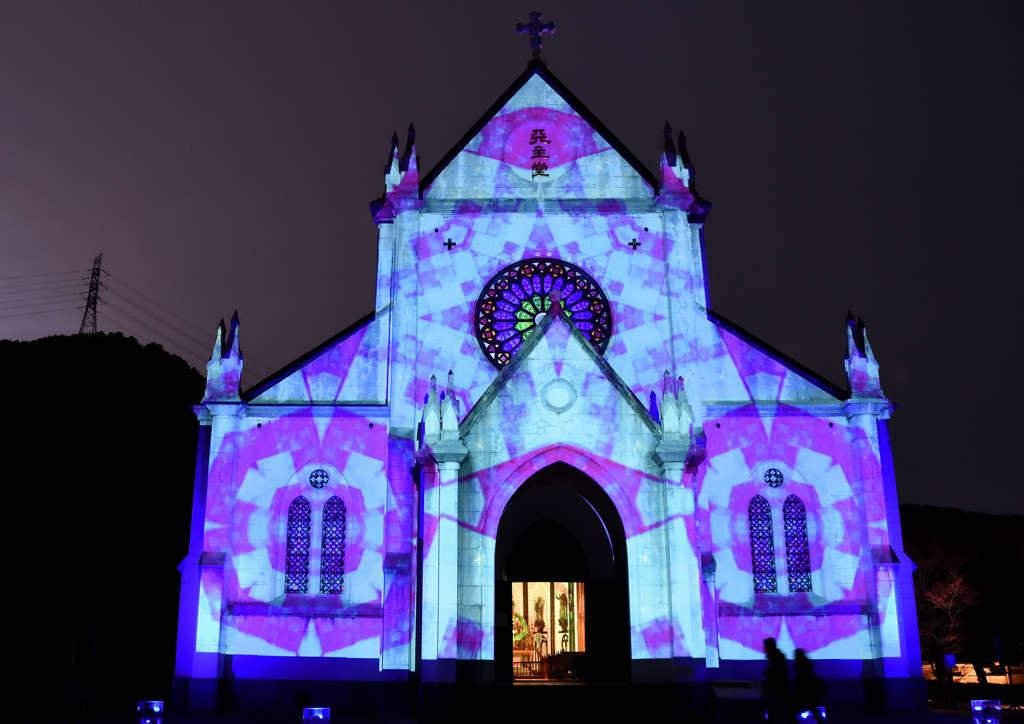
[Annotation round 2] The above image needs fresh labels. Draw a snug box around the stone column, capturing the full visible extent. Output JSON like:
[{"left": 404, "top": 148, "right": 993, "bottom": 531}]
[
  {"left": 655, "top": 440, "right": 702, "bottom": 670},
  {"left": 416, "top": 451, "right": 440, "bottom": 667},
  {"left": 842, "top": 398, "right": 892, "bottom": 680},
  {"left": 419, "top": 440, "right": 467, "bottom": 683}
]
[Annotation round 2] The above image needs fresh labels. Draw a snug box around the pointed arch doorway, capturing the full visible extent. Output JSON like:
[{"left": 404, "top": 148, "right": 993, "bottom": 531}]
[{"left": 494, "top": 463, "right": 630, "bottom": 682}]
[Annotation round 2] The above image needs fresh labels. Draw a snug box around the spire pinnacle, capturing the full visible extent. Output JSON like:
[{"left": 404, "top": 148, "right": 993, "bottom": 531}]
[
  {"left": 399, "top": 124, "right": 416, "bottom": 173},
  {"left": 663, "top": 122, "right": 677, "bottom": 168},
  {"left": 844, "top": 314, "right": 882, "bottom": 395},
  {"left": 385, "top": 132, "right": 399, "bottom": 174},
  {"left": 204, "top": 314, "right": 243, "bottom": 401}
]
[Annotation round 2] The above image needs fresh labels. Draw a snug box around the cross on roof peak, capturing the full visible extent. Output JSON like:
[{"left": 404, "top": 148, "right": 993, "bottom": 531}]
[{"left": 516, "top": 12, "right": 555, "bottom": 62}]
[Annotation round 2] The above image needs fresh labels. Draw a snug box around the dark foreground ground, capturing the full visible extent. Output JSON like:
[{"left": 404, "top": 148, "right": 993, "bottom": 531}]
[
  {"left": 55, "top": 710, "right": 1020, "bottom": 724},
  {"left": 47, "top": 692, "right": 1024, "bottom": 724}
]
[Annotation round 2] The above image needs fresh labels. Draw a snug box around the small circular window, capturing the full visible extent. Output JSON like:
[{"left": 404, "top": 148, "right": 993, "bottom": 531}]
[
  {"left": 764, "top": 468, "right": 784, "bottom": 488},
  {"left": 309, "top": 469, "right": 330, "bottom": 489}
]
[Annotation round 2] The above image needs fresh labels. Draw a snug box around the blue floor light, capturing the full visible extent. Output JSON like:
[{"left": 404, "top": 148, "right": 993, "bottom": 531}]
[
  {"left": 302, "top": 707, "right": 330, "bottom": 722},
  {"left": 796, "top": 708, "right": 826, "bottom": 721},
  {"left": 137, "top": 700, "right": 163, "bottom": 723},
  {"left": 971, "top": 699, "right": 1000, "bottom": 723}
]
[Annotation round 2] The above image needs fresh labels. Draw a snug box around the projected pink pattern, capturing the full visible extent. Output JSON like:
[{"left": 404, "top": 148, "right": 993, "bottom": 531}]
[
  {"left": 196, "top": 411, "right": 389, "bottom": 656},
  {"left": 181, "top": 63, "right": 914, "bottom": 696}
]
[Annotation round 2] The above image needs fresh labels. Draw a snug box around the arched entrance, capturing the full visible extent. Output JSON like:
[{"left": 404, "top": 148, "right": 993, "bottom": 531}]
[{"left": 494, "top": 462, "right": 630, "bottom": 682}]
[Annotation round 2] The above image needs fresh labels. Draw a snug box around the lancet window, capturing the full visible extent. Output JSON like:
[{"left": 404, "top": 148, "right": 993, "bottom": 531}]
[
  {"left": 748, "top": 495, "right": 778, "bottom": 593},
  {"left": 285, "top": 496, "right": 312, "bottom": 594},
  {"left": 319, "top": 496, "right": 347, "bottom": 594},
  {"left": 783, "top": 495, "right": 812, "bottom": 592}
]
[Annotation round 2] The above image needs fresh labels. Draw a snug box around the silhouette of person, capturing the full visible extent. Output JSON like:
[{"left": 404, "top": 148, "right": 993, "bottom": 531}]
[
  {"left": 763, "top": 638, "right": 791, "bottom": 723},
  {"left": 793, "top": 649, "right": 826, "bottom": 723}
]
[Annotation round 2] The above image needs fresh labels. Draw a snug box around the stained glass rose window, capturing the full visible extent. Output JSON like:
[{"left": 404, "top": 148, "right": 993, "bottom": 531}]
[{"left": 475, "top": 258, "right": 611, "bottom": 369}]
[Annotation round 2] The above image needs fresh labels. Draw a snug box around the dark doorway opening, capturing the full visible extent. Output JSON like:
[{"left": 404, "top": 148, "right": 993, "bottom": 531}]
[{"left": 494, "top": 463, "right": 630, "bottom": 683}]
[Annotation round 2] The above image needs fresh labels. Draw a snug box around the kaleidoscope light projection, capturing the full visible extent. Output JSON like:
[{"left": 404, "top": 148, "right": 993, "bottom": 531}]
[
  {"left": 175, "top": 54, "right": 920, "bottom": 713},
  {"left": 475, "top": 258, "right": 611, "bottom": 368}
]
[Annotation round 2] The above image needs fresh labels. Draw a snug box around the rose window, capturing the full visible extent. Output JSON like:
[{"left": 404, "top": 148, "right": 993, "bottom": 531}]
[
  {"left": 475, "top": 258, "right": 612, "bottom": 368},
  {"left": 309, "top": 469, "right": 330, "bottom": 489}
]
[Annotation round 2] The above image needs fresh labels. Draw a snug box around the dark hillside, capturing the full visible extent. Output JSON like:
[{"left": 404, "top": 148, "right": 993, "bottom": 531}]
[
  {"left": 1, "top": 332, "right": 204, "bottom": 721},
  {"left": 900, "top": 504, "right": 1024, "bottom": 666}
]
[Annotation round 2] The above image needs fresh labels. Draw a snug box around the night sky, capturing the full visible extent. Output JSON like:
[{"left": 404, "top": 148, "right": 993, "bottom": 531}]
[{"left": 1, "top": 2, "right": 1020, "bottom": 514}]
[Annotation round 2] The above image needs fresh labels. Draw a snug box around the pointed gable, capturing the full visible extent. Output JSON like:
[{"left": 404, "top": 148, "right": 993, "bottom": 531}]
[
  {"left": 423, "top": 62, "right": 657, "bottom": 202},
  {"left": 459, "top": 303, "right": 659, "bottom": 468},
  {"left": 700, "top": 310, "right": 846, "bottom": 403},
  {"left": 244, "top": 310, "right": 389, "bottom": 405}
]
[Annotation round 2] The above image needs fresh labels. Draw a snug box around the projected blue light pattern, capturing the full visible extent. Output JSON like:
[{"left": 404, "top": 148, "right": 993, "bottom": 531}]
[
  {"left": 475, "top": 258, "right": 611, "bottom": 368},
  {"left": 285, "top": 496, "right": 312, "bottom": 594},
  {"left": 749, "top": 495, "right": 778, "bottom": 593},
  {"left": 784, "top": 495, "right": 812, "bottom": 593},
  {"left": 319, "top": 496, "right": 347, "bottom": 594},
  {"left": 178, "top": 49, "right": 920, "bottom": 709}
]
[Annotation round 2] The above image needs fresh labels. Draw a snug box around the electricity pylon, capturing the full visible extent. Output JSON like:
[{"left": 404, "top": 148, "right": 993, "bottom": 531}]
[{"left": 78, "top": 253, "right": 103, "bottom": 335}]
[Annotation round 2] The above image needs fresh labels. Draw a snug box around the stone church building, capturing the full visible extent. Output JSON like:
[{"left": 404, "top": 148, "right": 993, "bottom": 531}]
[{"left": 173, "top": 44, "right": 924, "bottom": 717}]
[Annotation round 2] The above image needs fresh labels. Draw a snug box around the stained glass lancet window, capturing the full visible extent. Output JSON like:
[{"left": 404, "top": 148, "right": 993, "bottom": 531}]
[
  {"left": 320, "top": 496, "right": 347, "bottom": 594},
  {"left": 475, "top": 258, "right": 611, "bottom": 368},
  {"left": 285, "top": 496, "right": 312, "bottom": 594},
  {"left": 784, "top": 495, "right": 812, "bottom": 593},
  {"left": 748, "top": 495, "right": 778, "bottom": 593}
]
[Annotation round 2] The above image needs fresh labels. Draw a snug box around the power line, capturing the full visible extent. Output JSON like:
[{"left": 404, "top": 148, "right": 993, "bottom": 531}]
[
  {"left": 103, "top": 302, "right": 210, "bottom": 361},
  {"left": 0, "top": 291, "right": 84, "bottom": 304},
  {"left": 0, "top": 269, "right": 87, "bottom": 282},
  {"left": 102, "top": 292, "right": 273, "bottom": 378},
  {"left": 104, "top": 271, "right": 213, "bottom": 339},
  {"left": 7, "top": 261, "right": 273, "bottom": 379},
  {"left": 0, "top": 305, "right": 80, "bottom": 321},
  {"left": 0, "top": 294, "right": 84, "bottom": 309},
  {"left": 100, "top": 279, "right": 273, "bottom": 377},
  {"left": 103, "top": 287, "right": 213, "bottom": 354},
  {"left": 0, "top": 279, "right": 86, "bottom": 294},
  {"left": 103, "top": 302, "right": 273, "bottom": 381},
  {"left": 98, "top": 309, "right": 170, "bottom": 354}
]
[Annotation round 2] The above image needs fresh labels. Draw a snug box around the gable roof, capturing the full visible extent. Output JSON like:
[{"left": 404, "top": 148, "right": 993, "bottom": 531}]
[
  {"left": 420, "top": 60, "right": 660, "bottom": 194},
  {"left": 459, "top": 299, "right": 660, "bottom": 437},
  {"left": 705, "top": 308, "right": 847, "bottom": 400},
  {"left": 242, "top": 309, "right": 376, "bottom": 402}
]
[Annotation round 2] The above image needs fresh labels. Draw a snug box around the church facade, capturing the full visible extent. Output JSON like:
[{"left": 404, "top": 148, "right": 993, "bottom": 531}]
[{"left": 173, "top": 57, "right": 924, "bottom": 714}]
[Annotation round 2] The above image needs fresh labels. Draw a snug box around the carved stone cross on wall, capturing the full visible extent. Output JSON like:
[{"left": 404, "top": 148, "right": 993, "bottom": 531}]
[
  {"left": 628, "top": 239, "right": 641, "bottom": 250},
  {"left": 516, "top": 12, "right": 555, "bottom": 61}
]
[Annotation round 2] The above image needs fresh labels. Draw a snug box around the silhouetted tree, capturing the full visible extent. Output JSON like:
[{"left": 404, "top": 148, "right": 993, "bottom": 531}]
[{"left": 924, "top": 572, "right": 979, "bottom": 656}]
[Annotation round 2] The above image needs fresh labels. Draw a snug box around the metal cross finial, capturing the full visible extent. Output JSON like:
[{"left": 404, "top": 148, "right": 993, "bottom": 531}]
[{"left": 517, "top": 12, "right": 555, "bottom": 61}]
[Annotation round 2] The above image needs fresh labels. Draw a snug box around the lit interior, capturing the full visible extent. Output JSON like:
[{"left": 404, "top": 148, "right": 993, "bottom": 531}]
[{"left": 511, "top": 581, "right": 585, "bottom": 680}]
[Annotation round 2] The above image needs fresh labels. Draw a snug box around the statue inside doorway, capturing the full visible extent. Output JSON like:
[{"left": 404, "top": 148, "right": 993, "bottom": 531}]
[
  {"left": 557, "top": 592, "right": 568, "bottom": 633},
  {"left": 533, "top": 596, "right": 546, "bottom": 633}
]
